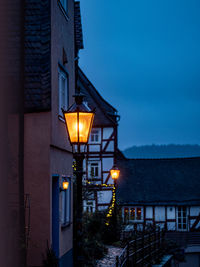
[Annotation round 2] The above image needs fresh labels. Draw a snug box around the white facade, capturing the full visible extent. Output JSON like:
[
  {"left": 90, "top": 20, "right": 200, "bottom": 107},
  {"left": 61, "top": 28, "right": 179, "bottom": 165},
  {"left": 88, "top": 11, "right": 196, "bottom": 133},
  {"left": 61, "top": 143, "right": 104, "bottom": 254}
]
[
  {"left": 122, "top": 205, "right": 200, "bottom": 232},
  {"left": 83, "top": 127, "right": 116, "bottom": 212}
]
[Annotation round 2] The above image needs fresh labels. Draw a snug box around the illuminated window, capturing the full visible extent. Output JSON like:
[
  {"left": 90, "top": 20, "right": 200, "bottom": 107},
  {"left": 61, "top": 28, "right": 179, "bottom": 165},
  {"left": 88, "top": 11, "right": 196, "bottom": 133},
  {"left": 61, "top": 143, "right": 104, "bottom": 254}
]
[
  {"left": 130, "top": 208, "right": 135, "bottom": 220},
  {"left": 124, "top": 208, "right": 129, "bottom": 222},
  {"left": 123, "top": 207, "right": 143, "bottom": 222},
  {"left": 58, "top": 66, "right": 68, "bottom": 116},
  {"left": 90, "top": 129, "right": 100, "bottom": 143},
  {"left": 137, "top": 207, "right": 142, "bottom": 220}
]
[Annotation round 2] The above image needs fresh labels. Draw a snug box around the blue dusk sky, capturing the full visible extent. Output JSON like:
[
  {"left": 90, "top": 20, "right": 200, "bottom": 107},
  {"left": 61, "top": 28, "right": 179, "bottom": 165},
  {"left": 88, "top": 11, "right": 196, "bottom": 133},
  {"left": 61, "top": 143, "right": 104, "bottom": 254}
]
[{"left": 79, "top": 0, "right": 200, "bottom": 150}]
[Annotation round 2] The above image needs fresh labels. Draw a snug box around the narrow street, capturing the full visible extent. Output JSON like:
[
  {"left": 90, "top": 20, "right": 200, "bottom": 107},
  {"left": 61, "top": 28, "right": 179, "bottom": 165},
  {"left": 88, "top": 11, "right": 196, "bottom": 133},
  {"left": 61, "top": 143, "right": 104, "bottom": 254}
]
[{"left": 97, "top": 246, "right": 123, "bottom": 267}]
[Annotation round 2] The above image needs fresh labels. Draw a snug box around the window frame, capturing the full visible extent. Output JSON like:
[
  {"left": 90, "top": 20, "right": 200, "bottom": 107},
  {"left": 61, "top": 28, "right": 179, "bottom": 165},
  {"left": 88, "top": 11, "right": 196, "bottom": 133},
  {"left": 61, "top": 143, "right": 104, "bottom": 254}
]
[
  {"left": 58, "top": 65, "right": 69, "bottom": 117},
  {"left": 89, "top": 129, "right": 100, "bottom": 144},
  {"left": 85, "top": 200, "right": 95, "bottom": 213},
  {"left": 61, "top": 176, "right": 71, "bottom": 227},
  {"left": 177, "top": 206, "right": 188, "bottom": 231},
  {"left": 123, "top": 206, "right": 144, "bottom": 223},
  {"left": 88, "top": 161, "right": 100, "bottom": 179}
]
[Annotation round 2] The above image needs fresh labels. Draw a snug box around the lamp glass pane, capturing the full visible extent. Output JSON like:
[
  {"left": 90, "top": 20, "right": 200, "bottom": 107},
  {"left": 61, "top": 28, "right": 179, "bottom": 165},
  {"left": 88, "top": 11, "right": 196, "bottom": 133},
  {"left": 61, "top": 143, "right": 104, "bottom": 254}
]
[
  {"left": 110, "top": 169, "right": 120, "bottom": 179},
  {"left": 78, "top": 112, "right": 94, "bottom": 143},
  {"left": 63, "top": 181, "right": 69, "bottom": 190},
  {"left": 64, "top": 112, "right": 78, "bottom": 143}
]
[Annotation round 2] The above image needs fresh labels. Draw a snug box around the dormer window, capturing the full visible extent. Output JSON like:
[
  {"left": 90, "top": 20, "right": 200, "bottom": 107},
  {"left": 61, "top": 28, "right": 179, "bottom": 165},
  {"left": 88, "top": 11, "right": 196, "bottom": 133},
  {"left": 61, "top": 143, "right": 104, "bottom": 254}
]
[{"left": 90, "top": 129, "right": 100, "bottom": 143}]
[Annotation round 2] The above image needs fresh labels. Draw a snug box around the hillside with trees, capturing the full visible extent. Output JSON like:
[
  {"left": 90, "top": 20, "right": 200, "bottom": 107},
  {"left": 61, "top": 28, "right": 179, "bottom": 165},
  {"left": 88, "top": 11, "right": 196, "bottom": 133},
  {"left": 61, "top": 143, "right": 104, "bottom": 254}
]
[{"left": 123, "top": 144, "right": 200, "bottom": 159}]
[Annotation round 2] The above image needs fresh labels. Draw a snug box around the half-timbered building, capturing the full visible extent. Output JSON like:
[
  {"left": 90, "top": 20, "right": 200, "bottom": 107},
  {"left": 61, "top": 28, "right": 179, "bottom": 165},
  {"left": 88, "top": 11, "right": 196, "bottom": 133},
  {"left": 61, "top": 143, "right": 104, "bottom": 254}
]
[
  {"left": 117, "top": 155, "right": 200, "bottom": 266},
  {"left": 77, "top": 68, "right": 120, "bottom": 211},
  {"left": 117, "top": 155, "right": 200, "bottom": 232}
]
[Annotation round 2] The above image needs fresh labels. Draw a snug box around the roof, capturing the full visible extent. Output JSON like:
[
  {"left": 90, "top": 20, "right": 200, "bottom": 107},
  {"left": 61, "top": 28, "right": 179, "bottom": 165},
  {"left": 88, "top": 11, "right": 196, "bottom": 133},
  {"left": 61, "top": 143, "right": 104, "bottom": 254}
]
[
  {"left": 116, "top": 155, "right": 200, "bottom": 206},
  {"left": 78, "top": 68, "right": 119, "bottom": 127},
  {"left": 74, "top": 1, "right": 84, "bottom": 50},
  {"left": 24, "top": 0, "right": 51, "bottom": 112}
]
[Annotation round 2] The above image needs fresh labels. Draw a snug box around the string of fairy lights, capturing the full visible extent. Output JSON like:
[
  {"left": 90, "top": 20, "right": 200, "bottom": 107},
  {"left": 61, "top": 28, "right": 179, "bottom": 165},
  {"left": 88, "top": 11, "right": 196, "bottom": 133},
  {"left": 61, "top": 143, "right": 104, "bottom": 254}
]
[
  {"left": 73, "top": 160, "right": 117, "bottom": 226},
  {"left": 86, "top": 181, "right": 116, "bottom": 226}
]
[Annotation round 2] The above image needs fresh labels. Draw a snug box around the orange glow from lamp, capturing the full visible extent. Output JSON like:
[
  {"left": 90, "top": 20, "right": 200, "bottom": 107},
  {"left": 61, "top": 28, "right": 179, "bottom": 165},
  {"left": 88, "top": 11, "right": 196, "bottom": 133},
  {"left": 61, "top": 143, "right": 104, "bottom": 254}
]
[
  {"left": 110, "top": 166, "right": 120, "bottom": 180},
  {"left": 60, "top": 177, "right": 69, "bottom": 191},
  {"left": 62, "top": 94, "right": 94, "bottom": 145},
  {"left": 62, "top": 180, "right": 69, "bottom": 190}
]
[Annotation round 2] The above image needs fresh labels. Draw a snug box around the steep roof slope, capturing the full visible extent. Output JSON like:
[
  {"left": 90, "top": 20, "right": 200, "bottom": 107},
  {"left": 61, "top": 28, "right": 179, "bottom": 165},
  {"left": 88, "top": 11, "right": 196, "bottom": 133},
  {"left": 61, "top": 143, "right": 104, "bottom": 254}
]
[
  {"left": 24, "top": 0, "right": 51, "bottom": 112},
  {"left": 78, "top": 68, "right": 119, "bottom": 127},
  {"left": 116, "top": 155, "right": 200, "bottom": 205}
]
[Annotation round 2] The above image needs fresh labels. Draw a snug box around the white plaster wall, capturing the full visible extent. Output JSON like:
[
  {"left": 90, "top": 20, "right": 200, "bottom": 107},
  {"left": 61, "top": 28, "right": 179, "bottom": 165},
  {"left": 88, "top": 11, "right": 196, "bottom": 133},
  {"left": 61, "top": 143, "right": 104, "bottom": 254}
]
[
  {"left": 102, "top": 158, "right": 113, "bottom": 172},
  {"left": 97, "top": 190, "right": 112, "bottom": 204},
  {"left": 146, "top": 207, "right": 153, "bottom": 219},
  {"left": 89, "top": 144, "right": 100, "bottom": 152},
  {"left": 137, "top": 224, "right": 144, "bottom": 231},
  {"left": 157, "top": 223, "right": 165, "bottom": 229},
  {"left": 103, "top": 127, "right": 113, "bottom": 139},
  {"left": 98, "top": 206, "right": 108, "bottom": 211},
  {"left": 103, "top": 173, "right": 114, "bottom": 184},
  {"left": 83, "top": 158, "right": 86, "bottom": 171},
  {"left": 146, "top": 222, "right": 153, "bottom": 228},
  {"left": 155, "top": 206, "right": 165, "bottom": 221},
  {"left": 167, "top": 222, "right": 176, "bottom": 231},
  {"left": 102, "top": 140, "right": 114, "bottom": 152},
  {"left": 190, "top": 219, "right": 195, "bottom": 228},
  {"left": 190, "top": 206, "right": 200, "bottom": 216},
  {"left": 167, "top": 206, "right": 175, "bottom": 219}
]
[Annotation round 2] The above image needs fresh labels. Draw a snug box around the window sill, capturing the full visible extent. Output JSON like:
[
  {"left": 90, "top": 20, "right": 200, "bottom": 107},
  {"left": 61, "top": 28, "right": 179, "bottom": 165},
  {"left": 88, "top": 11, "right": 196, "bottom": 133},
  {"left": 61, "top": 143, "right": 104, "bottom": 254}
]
[
  {"left": 61, "top": 222, "right": 71, "bottom": 229},
  {"left": 57, "top": 0, "right": 69, "bottom": 21},
  {"left": 129, "top": 220, "right": 144, "bottom": 223},
  {"left": 89, "top": 142, "right": 101, "bottom": 145}
]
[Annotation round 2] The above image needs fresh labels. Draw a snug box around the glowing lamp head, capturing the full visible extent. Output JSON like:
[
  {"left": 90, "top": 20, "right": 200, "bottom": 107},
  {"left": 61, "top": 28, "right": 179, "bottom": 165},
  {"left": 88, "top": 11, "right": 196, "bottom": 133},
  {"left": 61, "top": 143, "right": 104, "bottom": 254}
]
[
  {"left": 62, "top": 94, "right": 94, "bottom": 145},
  {"left": 110, "top": 166, "right": 120, "bottom": 180},
  {"left": 60, "top": 177, "right": 70, "bottom": 191},
  {"left": 62, "top": 180, "right": 69, "bottom": 190}
]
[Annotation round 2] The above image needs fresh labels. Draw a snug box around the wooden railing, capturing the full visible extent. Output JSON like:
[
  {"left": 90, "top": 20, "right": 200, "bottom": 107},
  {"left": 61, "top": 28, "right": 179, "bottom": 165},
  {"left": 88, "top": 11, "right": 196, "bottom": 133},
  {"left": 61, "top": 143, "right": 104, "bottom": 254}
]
[{"left": 116, "top": 230, "right": 165, "bottom": 267}]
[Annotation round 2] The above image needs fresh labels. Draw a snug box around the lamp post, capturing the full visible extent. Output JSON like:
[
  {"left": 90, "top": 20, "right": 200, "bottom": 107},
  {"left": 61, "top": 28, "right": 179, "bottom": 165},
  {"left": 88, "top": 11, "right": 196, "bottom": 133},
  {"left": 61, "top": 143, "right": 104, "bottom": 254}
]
[
  {"left": 110, "top": 166, "right": 120, "bottom": 230},
  {"left": 62, "top": 93, "right": 94, "bottom": 266}
]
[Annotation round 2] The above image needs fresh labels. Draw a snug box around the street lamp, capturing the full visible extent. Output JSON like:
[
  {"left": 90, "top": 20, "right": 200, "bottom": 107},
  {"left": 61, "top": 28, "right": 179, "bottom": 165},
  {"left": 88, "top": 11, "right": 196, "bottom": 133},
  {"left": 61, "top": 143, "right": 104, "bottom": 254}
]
[
  {"left": 62, "top": 93, "right": 94, "bottom": 146},
  {"left": 62, "top": 93, "right": 94, "bottom": 265},
  {"left": 110, "top": 165, "right": 120, "bottom": 231},
  {"left": 62, "top": 178, "right": 69, "bottom": 190},
  {"left": 110, "top": 166, "right": 120, "bottom": 180}
]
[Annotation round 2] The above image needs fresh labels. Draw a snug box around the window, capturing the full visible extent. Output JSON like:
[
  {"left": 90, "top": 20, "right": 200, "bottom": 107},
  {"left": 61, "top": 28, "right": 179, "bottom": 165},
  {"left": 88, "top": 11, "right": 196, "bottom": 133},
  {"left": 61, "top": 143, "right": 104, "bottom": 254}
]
[
  {"left": 85, "top": 201, "right": 95, "bottom": 213},
  {"left": 177, "top": 206, "right": 187, "bottom": 231},
  {"left": 60, "top": 0, "right": 68, "bottom": 13},
  {"left": 61, "top": 177, "right": 71, "bottom": 226},
  {"left": 58, "top": 67, "right": 68, "bottom": 116},
  {"left": 90, "top": 129, "right": 100, "bottom": 143},
  {"left": 124, "top": 207, "right": 143, "bottom": 223},
  {"left": 89, "top": 162, "right": 99, "bottom": 178}
]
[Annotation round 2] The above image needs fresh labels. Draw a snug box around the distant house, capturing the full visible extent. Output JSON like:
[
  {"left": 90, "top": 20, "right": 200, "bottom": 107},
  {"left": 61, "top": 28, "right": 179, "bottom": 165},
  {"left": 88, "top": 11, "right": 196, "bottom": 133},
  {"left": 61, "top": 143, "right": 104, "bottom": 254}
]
[
  {"left": 24, "top": 1, "right": 83, "bottom": 266},
  {"left": 117, "top": 155, "right": 200, "bottom": 266},
  {"left": 117, "top": 155, "right": 200, "bottom": 232},
  {"left": 77, "top": 68, "right": 120, "bottom": 212}
]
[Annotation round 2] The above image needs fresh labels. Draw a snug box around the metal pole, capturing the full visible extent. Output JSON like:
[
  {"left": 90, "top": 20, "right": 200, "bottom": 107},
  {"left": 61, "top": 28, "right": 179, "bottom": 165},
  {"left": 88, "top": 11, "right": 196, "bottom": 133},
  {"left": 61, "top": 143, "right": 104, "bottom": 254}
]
[
  {"left": 114, "top": 179, "right": 117, "bottom": 231},
  {"left": 74, "top": 152, "right": 84, "bottom": 266}
]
